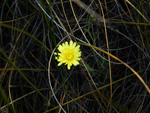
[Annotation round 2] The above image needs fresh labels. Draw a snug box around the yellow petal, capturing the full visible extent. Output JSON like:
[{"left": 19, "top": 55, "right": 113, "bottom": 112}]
[
  {"left": 58, "top": 45, "right": 63, "bottom": 52},
  {"left": 70, "top": 40, "right": 73, "bottom": 46},
  {"left": 67, "top": 64, "right": 71, "bottom": 70},
  {"left": 56, "top": 41, "right": 81, "bottom": 70},
  {"left": 73, "top": 60, "right": 79, "bottom": 66},
  {"left": 58, "top": 62, "right": 63, "bottom": 66}
]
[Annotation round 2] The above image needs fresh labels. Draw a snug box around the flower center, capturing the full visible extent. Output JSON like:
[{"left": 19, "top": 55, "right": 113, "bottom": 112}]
[{"left": 66, "top": 53, "right": 73, "bottom": 60}]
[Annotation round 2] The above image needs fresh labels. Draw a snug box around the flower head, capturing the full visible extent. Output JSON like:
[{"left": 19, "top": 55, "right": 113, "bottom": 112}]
[{"left": 55, "top": 41, "right": 81, "bottom": 70}]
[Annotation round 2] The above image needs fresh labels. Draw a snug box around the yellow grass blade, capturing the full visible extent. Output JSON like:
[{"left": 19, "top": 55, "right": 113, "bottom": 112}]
[
  {"left": 79, "top": 43, "right": 150, "bottom": 94},
  {"left": 125, "top": 0, "right": 148, "bottom": 22}
]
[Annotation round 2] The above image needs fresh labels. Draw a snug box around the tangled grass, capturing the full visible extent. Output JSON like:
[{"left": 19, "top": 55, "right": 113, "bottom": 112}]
[{"left": 0, "top": 0, "right": 150, "bottom": 113}]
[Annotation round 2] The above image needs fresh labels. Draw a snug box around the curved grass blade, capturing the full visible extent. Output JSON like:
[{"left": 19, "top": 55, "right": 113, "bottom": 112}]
[
  {"left": 78, "top": 43, "right": 150, "bottom": 94},
  {"left": 0, "top": 47, "right": 48, "bottom": 102},
  {"left": 0, "top": 23, "right": 51, "bottom": 53},
  {"left": 43, "top": 72, "right": 135, "bottom": 113}
]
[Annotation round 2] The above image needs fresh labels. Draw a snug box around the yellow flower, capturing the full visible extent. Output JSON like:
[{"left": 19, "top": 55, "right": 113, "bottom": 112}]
[{"left": 55, "top": 41, "right": 81, "bottom": 70}]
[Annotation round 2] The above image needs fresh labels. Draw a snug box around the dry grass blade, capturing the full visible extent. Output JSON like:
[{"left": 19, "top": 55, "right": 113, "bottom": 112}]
[
  {"left": 1, "top": 0, "right": 150, "bottom": 112},
  {"left": 125, "top": 0, "right": 148, "bottom": 22},
  {"left": 97, "top": 0, "right": 112, "bottom": 108},
  {"left": 43, "top": 72, "right": 135, "bottom": 113},
  {"left": 79, "top": 43, "right": 150, "bottom": 94},
  {"left": 72, "top": 0, "right": 108, "bottom": 22}
]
